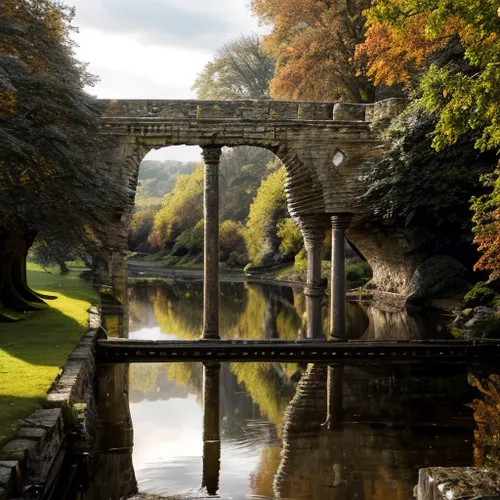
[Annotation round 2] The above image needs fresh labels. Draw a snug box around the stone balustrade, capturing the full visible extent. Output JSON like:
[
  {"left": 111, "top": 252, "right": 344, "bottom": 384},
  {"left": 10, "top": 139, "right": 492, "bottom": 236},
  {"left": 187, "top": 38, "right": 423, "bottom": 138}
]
[{"left": 99, "top": 97, "right": 407, "bottom": 122}]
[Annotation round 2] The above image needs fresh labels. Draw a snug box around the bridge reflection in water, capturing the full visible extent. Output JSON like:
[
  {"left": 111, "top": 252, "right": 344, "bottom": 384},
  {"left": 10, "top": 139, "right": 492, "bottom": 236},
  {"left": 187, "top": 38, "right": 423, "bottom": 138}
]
[{"left": 77, "top": 281, "right": 480, "bottom": 500}]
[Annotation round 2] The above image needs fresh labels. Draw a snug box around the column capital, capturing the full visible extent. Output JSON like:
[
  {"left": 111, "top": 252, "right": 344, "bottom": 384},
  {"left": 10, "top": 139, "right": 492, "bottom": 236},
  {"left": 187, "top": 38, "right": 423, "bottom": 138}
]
[
  {"left": 298, "top": 215, "right": 327, "bottom": 246},
  {"left": 330, "top": 213, "right": 353, "bottom": 230},
  {"left": 201, "top": 145, "right": 223, "bottom": 165}
]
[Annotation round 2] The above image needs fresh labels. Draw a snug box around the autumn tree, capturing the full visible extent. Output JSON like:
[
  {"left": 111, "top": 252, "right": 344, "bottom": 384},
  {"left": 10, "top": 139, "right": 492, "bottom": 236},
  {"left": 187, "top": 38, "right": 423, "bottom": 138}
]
[
  {"left": 192, "top": 34, "right": 274, "bottom": 100},
  {"left": 251, "top": 0, "right": 380, "bottom": 101},
  {"left": 360, "top": 0, "right": 500, "bottom": 277},
  {"left": 0, "top": 0, "right": 126, "bottom": 317}
]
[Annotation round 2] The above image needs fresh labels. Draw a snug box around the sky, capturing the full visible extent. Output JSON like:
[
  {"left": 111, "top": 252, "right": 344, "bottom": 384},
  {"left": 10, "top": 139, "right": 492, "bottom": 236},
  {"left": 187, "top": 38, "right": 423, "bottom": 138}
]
[{"left": 68, "top": 0, "right": 268, "bottom": 162}]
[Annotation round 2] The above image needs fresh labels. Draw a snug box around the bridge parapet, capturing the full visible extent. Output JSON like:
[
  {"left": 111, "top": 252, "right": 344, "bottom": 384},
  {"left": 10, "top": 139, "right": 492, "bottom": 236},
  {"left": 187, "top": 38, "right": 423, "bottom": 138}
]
[{"left": 99, "top": 98, "right": 407, "bottom": 122}]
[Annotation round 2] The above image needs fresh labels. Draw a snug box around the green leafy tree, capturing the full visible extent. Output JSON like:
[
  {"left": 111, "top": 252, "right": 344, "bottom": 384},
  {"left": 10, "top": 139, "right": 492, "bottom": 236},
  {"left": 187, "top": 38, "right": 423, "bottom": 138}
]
[
  {"left": 192, "top": 34, "right": 274, "bottom": 100},
  {"left": 245, "top": 166, "right": 298, "bottom": 267},
  {"left": 219, "top": 146, "right": 276, "bottom": 222},
  {"left": 149, "top": 165, "right": 204, "bottom": 249},
  {"left": 0, "top": 0, "right": 126, "bottom": 317}
]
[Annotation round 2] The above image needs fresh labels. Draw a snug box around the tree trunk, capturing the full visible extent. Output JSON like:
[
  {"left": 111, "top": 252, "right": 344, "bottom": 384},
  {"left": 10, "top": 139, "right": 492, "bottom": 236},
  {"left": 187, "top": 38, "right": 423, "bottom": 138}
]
[
  {"left": 0, "top": 221, "right": 46, "bottom": 316},
  {"left": 58, "top": 259, "right": 69, "bottom": 275},
  {"left": 11, "top": 232, "right": 46, "bottom": 304},
  {"left": 365, "top": 84, "right": 376, "bottom": 103}
]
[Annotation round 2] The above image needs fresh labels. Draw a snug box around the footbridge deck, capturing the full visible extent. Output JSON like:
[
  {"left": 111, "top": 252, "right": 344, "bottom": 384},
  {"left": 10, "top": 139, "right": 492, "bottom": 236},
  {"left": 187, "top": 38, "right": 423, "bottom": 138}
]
[{"left": 96, "top": 338, "right": 500, "bottom": 364}]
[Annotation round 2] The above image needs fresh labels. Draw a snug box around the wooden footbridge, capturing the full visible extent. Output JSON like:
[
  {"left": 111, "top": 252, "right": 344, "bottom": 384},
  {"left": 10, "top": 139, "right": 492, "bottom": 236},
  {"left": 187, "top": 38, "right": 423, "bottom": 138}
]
[{"left": 96, "top": 338, "right": 500, "bottom": 364}]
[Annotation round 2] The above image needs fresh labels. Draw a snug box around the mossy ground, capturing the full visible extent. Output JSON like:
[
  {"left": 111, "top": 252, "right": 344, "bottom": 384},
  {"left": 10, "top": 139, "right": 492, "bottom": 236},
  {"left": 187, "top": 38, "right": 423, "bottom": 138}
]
[{"left": 0, "top": 263, "right": 97, "bottom": 445}]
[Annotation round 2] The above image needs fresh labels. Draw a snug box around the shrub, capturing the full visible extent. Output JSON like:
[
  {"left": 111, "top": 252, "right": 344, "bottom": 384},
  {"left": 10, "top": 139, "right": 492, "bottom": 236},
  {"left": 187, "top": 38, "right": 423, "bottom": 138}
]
[
  {"left": 220, "top": 220, "right": 247, "bottom": 262},
  {"left": 469, "top": 375, "right": 500, "bottom": 471},
  {"left": 463, "top": 282, "right": 496, "bottom": 308},
  {"left": 177, "top": 220, "right": 204, "bottom": 253}
]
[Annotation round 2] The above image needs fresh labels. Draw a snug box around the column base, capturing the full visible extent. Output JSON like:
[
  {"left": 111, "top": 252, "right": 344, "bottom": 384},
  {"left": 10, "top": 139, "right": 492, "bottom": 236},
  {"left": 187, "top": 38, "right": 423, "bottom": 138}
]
[{"left": 201, "top": 331, "right": 221, "bottom": 340}]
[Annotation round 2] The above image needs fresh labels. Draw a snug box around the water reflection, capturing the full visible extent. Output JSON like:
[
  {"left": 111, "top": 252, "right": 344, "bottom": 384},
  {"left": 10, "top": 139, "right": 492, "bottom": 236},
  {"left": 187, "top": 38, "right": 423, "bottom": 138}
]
[
  {"left": 202, "top": 363, "right": 221, "bottom": 495},
  {"left": 82, "top": 364, "right": 137, "bottom": 500},
  {"left": 275, "top": 363, "right": 474, "bottom": 500},
  {"left": 129, "top": 280, "right": 449, "bottom": 341},
  {"left": 82, "top": 281, "right": 475, "bottom": 500}
]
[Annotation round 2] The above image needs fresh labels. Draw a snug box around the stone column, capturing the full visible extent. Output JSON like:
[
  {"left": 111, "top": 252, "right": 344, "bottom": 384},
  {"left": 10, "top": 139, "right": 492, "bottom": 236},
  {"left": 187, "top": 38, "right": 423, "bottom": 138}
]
[
  {"left": 323, "top": 364, "right": 344, "bottom": 430},
  {"left": 302, "top": 218, "right": 326, "bottom": 339},
  {"left": 202, "top": 362, "right": 221, "bottom": 496},
  {"left": 330, "top": 214, "right": 353, "bottom": 340},
  {"left": 201, "top": 146, "right": 223, "bottom": 340}
]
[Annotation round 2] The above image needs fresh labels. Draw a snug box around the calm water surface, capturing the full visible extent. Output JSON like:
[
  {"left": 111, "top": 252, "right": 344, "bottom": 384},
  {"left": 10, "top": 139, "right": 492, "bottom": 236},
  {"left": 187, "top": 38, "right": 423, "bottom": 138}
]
[{"left": 83, "top": 281, "right": 478, "bottom": 500}]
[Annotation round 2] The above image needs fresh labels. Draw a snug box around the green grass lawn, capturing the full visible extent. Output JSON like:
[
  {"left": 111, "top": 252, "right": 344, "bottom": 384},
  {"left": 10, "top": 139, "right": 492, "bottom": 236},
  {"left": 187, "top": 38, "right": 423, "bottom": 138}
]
[{"left": 0, "top": 263, "right": 98, "bottom": 445}]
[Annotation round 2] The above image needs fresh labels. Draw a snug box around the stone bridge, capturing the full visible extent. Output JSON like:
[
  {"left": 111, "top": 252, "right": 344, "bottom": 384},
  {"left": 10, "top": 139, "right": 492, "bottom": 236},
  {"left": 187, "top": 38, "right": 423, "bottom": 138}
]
[{"left": 98, "top": 98, "right": 407, "bottom": 339}]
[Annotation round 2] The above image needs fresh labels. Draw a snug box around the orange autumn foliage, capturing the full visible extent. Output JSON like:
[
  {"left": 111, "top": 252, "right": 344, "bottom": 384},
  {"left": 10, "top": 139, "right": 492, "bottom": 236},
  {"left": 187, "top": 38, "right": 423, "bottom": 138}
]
[
  {"left": 251, "top": 0, "right": 375, "bottom": 101},
  {"left": 469, "top": 375, "right": 500, "bottom": 470},
  {"left": 357, "top": 13, "right": 452, "bottom": 86}
]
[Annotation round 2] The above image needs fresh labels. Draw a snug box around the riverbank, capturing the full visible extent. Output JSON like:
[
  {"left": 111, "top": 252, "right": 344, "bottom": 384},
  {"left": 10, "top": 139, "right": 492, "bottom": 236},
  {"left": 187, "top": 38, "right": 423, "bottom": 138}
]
[
  {"left": 128, "top": 259, "right": 309, "bottom": 290},
  {"left": 129, "top": 259, "right": 366, "bottom": 290},
  {"left": 0, "top": 264, "right": 98, "bottom": 445}
]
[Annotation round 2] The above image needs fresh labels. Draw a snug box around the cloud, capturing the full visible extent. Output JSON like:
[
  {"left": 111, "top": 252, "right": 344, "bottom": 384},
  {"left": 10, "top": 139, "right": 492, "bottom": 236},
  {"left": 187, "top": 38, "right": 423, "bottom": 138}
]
[{"left": 69, "top": 0, "right": 262, "bottom": 51}]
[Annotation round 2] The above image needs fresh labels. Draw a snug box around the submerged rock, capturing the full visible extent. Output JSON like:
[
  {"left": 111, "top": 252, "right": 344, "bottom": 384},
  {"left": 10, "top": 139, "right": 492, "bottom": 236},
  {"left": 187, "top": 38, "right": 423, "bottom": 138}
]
[{"left": 416, "top": 467, "right": 500, "bottom": 499}]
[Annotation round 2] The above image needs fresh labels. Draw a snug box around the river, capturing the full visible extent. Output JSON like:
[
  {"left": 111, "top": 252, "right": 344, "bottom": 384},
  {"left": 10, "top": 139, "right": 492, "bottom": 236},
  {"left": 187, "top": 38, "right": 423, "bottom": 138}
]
[{"left": 80, "top": 280, "right": 481, "bottom": 500}]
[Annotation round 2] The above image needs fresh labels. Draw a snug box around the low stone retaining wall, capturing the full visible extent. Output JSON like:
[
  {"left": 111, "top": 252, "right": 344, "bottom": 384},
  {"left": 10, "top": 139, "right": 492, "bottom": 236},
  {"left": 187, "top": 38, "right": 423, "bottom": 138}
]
[
  {"left": 0, "top": 308, "right": 100, "bottom": 500},
  {"left": 416, "top": 467, "right": 500, "bottom": 499}
]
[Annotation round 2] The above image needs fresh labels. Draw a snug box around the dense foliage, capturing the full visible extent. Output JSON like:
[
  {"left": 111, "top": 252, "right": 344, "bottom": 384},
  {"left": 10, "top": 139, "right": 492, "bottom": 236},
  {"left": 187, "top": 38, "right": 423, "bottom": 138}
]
[
  {"left": 251, "top": 0, "right": 378, "bottom": 101},
  {"left": 0, "top": 0, "right": 125, "bottom": 315},
  {"left": 245, "top": 166, "right": 300, "bottom": 267},
  {"left": 140, "top": 147, "right": 298, "bottom": 267},
  {"left": 149, "top": 165, "right": 204, "bottom": 249},
  {"left": 364, "top": 105, "right": 497, "bottom": 270},
  {"left": 360, "top": 0, "right": 500, "bottom": 277}
]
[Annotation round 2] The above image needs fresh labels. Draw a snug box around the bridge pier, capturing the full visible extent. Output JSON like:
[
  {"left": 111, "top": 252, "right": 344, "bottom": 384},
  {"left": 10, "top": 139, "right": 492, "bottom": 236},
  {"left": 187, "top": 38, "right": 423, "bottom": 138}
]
[
  {"left": 302, "top": 218, "right": 326, "bottom": 339},
  {"left": 201, "top": 146, "right": 222, "bottom": 340},
  {"left": 330, "top": 214, "right": 353, "bottom": 340}
]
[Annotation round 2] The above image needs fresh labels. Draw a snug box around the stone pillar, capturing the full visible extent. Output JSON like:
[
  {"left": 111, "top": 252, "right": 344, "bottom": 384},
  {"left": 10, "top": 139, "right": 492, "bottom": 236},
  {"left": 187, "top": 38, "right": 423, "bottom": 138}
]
[
  {"left": 330, "top": 214, "right": 353, "bottom": 340},
  {"left": 323, "top": 364, "right": 344, "bottom": 430},
  {"left": 201, "top": 146, "right": 223, "bottom": 340},
  {"left": 302, "top": 218, "right": 326, "bottom": 339},
  {"left": 202, "top": 362, "right": 221, "bottom": 496}
]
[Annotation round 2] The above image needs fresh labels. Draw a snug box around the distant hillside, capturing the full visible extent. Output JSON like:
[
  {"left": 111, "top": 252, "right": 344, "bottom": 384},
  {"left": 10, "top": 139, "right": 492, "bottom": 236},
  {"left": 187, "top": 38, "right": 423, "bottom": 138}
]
[{"left": 135, "top": 159, "right": 198, "bottom": 206}]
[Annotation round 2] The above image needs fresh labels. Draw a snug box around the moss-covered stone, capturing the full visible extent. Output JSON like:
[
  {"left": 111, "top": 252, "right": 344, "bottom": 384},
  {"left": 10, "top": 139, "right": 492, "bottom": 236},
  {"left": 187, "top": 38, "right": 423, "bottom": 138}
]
[
  {"left": 409, "top": 256, "right": 466, "bottom": 301},
  {"left": 463, "top": 282, "right": 496, "bottom": 308}
]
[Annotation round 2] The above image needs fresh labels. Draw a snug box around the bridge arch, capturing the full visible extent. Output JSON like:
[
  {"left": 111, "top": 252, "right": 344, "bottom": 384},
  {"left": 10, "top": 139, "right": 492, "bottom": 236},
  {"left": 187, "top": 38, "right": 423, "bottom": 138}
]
[{"left": 98, "top": 98, "right": 409, "bottom": 337}]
